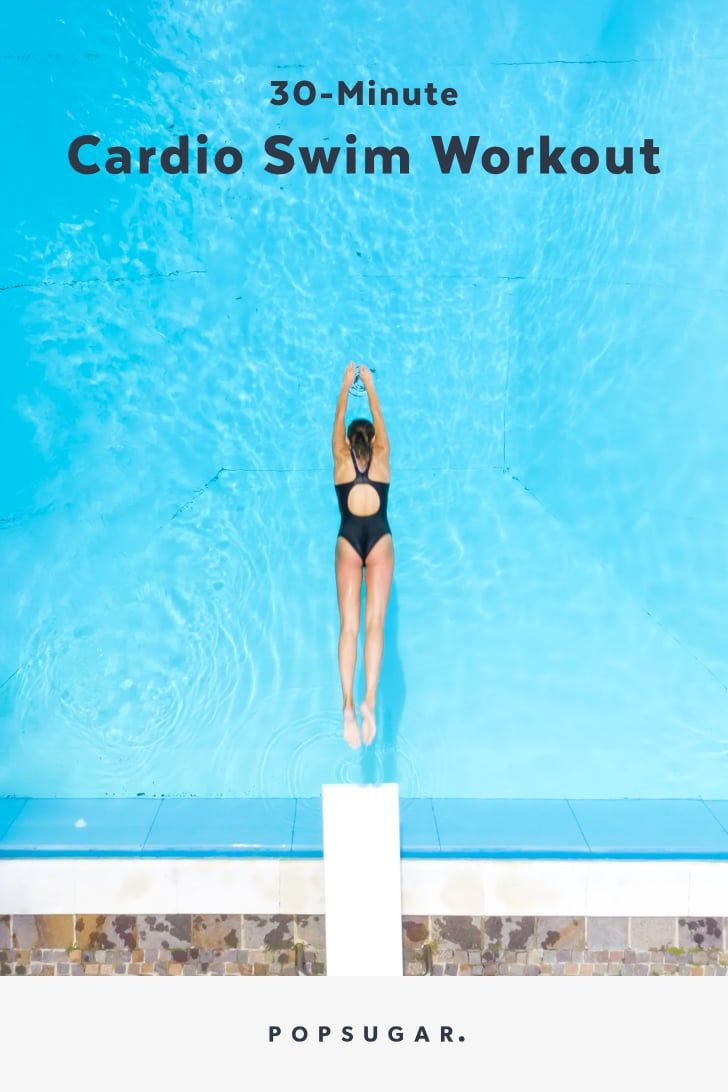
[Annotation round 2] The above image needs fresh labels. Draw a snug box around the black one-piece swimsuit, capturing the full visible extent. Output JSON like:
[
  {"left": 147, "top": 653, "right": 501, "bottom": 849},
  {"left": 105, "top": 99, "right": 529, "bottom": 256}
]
[{"left": 335, "top": 448, "right": 392, "bottom": 565}]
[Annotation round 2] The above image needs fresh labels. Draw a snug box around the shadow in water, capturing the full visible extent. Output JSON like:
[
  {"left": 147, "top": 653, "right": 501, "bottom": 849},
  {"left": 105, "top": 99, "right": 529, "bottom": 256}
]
[{"left": 359, "top": 579, "right": 405, "bottom": 784}]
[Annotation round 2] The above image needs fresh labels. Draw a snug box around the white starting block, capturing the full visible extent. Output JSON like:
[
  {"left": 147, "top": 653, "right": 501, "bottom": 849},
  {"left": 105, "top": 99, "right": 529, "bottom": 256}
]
[{"left": 322, "top": 783, "right": 403, "bottom": 976}]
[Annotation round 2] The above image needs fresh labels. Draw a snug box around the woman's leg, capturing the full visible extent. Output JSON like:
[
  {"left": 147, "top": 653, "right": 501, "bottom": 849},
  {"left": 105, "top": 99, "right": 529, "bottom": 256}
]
[
  {"left": 335, "top": 536, "right": 364, "bottom": 748},
  {"left": 360, "top": 533, "right": 394, "bottom": 744}
]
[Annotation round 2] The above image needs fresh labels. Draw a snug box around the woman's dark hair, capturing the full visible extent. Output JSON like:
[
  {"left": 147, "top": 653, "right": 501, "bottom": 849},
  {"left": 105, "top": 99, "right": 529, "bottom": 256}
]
[{"left": 347, "top": 417, "right": 375, "bottom": 466}]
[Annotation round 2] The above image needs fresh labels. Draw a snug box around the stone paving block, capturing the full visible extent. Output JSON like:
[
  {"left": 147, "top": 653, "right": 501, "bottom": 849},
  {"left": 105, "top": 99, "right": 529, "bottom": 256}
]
[
  {"left": 137, "top": 915, "right": 190, "bottom": 950},
  {"left": 678, "top": 917, "right": 722, "bottom": 951},
  {"left": 76, "top": 914, "right": 136, "bottom": 950},
  {"left": 483, "top": 916, "right": 535, "bottom": 951},
  {"left": 537, "top": 917, "right": 585, "bottom": 950},
  {"left": 243, "top": 915, "right": 294, "bottom": 950},
  {"left": 295, "top": 915, "right": 325, "bottom": 949},
  {"left": 84, "top": 963, "right": 99, "bottom": 975},
  {"left": 630, "top": 918, "right": 675, "bottom": 951},
  {"left": 433, "top": 917, "right": 482, "bottom": 952},
  {"left": 191, "top": 914, "right": 241, "bottom": 949},
  {"left": 587, "top": 917, "right": 628, "bottom": 950},
  {"left": 12, "top": 915, "right": 74, "bottom": 949},
  {"left": 402, "top": 916, "right": 429, "bottom": 950}
]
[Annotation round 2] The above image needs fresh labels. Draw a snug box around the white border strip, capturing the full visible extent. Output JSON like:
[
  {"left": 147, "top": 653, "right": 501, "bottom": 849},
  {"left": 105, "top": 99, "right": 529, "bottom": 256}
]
[{"left": 3, "top": 857, "right": 728, "bottom": 915}]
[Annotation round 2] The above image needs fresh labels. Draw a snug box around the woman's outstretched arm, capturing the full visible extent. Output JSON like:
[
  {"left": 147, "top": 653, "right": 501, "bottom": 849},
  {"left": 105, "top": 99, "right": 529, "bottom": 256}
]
[
  {"left": 359, "top": 365, "right": 390, "bottom": 454},
  {"left": 332, "top": 362, "right": 356, "bottom": 458}
]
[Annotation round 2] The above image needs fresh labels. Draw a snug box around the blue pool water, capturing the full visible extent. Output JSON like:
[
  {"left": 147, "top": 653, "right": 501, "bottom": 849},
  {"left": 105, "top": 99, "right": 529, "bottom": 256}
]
[{"left": 1, "top": 1, "right": 727, "bottom": 801}]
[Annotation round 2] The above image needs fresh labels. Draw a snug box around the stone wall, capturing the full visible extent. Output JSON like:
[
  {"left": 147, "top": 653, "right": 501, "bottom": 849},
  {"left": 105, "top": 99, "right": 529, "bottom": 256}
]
[
  {"left": 405, "top": 915, "right": 728, "bottom": 975},
  {"left": 0, "top": 914, "right": 325, "bottom": 976},
  {"left": 1, "top": 913, "right": 727, "bottom": 975}
]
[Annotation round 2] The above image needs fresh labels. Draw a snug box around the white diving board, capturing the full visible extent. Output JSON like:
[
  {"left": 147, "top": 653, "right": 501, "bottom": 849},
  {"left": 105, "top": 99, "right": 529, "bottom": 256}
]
[{"left": 322, "top": 783, "right": 403, "bottom": 976}]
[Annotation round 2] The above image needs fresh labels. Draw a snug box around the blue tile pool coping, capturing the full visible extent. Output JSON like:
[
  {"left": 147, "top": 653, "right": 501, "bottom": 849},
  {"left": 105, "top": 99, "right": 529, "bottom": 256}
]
[{"left": 1, "top": 797, "right": 728, "bottom": 858}]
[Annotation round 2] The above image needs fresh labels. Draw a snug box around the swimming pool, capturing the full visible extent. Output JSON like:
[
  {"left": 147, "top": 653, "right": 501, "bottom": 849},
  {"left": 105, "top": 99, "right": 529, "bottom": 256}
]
[{"left": 1, "top": 1, "right": 727, "bottom": 810}]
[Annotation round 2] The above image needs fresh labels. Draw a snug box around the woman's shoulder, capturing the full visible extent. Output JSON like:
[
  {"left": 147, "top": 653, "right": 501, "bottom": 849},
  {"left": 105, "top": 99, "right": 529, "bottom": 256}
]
[
  {"left": 368, "top": 450, "right": 391, "bottom": 483},
  {"left": 333, "top": 452, "right": 354, "bottom": 485}
]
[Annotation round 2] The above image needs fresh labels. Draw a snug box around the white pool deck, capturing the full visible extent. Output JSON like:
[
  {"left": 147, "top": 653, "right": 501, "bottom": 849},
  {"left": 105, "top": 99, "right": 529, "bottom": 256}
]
[{"left": 3, "top": 856, "right": 728, "bottom": 916}]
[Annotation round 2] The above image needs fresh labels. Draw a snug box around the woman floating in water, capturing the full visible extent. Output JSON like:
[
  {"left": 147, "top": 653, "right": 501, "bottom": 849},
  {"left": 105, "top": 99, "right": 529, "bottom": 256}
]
[{"left": 332, "top": 362, "right": 394, "bottom": 748}]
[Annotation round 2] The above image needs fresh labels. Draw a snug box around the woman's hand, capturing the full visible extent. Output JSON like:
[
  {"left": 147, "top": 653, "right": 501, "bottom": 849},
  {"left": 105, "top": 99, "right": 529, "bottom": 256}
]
[
  {"left": 359, "top": 364, "right": 374, "bottom": 389},
  {"left": 341, "top": 361, "right": 356, "bottom": 389}
]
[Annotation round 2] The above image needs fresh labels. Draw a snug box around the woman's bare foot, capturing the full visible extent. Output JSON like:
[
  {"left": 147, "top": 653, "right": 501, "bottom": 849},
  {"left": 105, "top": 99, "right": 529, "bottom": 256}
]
[
  {"left": 343, "top": 706, "right": 361, "bottom": 749},
  {"left": 359, "top": 699, "right": 376, "bottom": 745}
]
